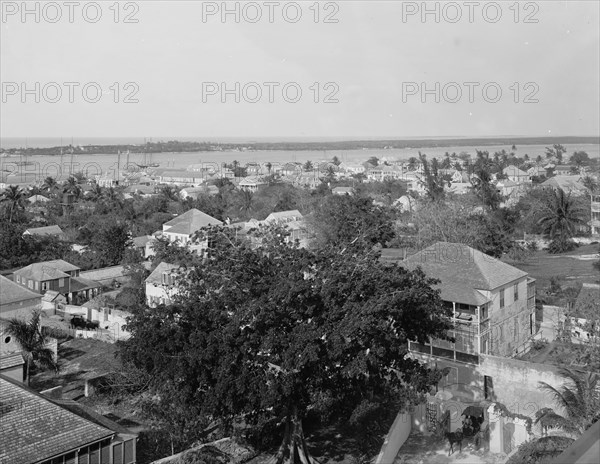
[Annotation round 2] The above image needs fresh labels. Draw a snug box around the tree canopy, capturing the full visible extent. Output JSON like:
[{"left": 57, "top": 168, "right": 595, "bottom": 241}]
[{"left": 120, "top": 225, "right": 452, "bottom": 460}]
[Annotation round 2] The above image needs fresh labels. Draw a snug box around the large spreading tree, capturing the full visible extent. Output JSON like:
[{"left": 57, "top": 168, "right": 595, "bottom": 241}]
[{"left": 120, "top": 225, "right": 453, "bottom": 461}]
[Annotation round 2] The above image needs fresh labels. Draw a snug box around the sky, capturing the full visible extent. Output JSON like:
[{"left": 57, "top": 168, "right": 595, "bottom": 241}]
[{"left": 1, "top": 1, "right": 599, "bottom": 139}]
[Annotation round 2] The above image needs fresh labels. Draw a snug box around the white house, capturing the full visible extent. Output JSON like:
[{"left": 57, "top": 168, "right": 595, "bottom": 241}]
[
  {"left": 239, "top": 177, "right": 266, "bottom": 192},
  {"left": 332, "top": 187, "right": 355, "bottom": 196},
  {"left": 340, "top": 163, "right": 365, "bottom": 174},
  {"left": 403, "top": 242, "right": 536, "bottom": 399},
  {"left": 162, "top": 208, "right": 223, "bottom": 247},
  {"left": 503, "top": 165, "right": 531, "bottom": 184},
  {"left": 145, "top": 262, "right": 180, "bottom": 307}
]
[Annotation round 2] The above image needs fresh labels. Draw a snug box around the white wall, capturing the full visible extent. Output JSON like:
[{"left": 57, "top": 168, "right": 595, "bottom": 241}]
[{"left": 376, "top": 412, "right": 412, "bottom": 464}]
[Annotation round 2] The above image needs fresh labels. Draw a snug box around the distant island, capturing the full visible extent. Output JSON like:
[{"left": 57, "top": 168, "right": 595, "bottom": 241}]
[{"left": 1, "top": 136, "right": 598, "bottom": 156}]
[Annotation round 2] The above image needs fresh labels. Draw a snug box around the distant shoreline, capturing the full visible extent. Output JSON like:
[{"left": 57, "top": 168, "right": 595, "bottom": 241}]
[{"left": 2, "top": 136, "right": 599, "bottom": 155}]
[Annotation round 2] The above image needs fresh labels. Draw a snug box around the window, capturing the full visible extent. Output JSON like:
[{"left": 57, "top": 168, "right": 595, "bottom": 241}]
[
  {"left": 41, "top": 282, "right": 48, "bottom": 291},
  {"left": 34, "top": 281, "right": 39, "bottom": 290},
  {"left": 28, "top": 279, "right": 33, "bottom": 289},
  {"left": 58, "top": 278, "right": 65, "bottom": 287},
  {"left": 530, "top": 314, "right": 534, "bottom": 335},
  {"left": 500, "top": 289, "right": 505, "bottom": 308},
  {"left": 15, "top": 275, "right": 20, "bottom": 283},
  {"left": 514, "top": 283, "right": 519, "bottom": 301}
]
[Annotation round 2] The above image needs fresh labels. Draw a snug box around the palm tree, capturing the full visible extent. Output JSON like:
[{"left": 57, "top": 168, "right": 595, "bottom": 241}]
[
  {"left": 537, "top": 188, "right": 586, "bottom": 252},
  {"left": 536, "top": 368, "right": 600, "bottom": 437},
  {"left": 102, "top": 186, "right": 124, "bottom": 210},
  {"left": 235, "top": 189, "right": 255, "bottom": 219},
  {"left": 0, "top": 185, "right": 26, "bottom": 222},
  {"left": 582, "top": 176, "right": 599, "bottom": 194},
  {"left": 87, "top": 183, "right": 104, "bottom": 202},
  {"left": 42, "top": 176, "right": 58, "bottom": 195},
  {"left": 6, "top": 311, "right": 59, "bottom": 385},
  {"left": 63, "top": 176, "right": 82, "bottom": 198}
]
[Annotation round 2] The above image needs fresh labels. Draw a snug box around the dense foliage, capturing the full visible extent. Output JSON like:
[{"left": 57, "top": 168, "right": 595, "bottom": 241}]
[{"left": 119, "top": 225, "right": 453, "bottom": 459}]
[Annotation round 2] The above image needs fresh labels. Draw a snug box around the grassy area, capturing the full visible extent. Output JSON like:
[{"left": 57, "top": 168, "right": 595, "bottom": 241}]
[
  {"left": 31, "top": 338, "right": 120, "bottom": 392},
  {"left": 504, "top": 243, "right": 599, "bottom": 289}
]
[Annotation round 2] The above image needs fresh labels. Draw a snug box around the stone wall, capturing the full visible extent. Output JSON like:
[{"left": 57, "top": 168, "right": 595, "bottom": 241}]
[{"left": 479, "top": 355, "right": 568, "bottom": 418}]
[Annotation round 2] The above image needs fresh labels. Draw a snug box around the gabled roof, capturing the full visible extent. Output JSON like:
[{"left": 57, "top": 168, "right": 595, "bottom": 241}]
[
  {"left": 0, "top": 275, "right": 42, "bottom": 307},
  {"left": 0, "top": 375, "right": 114, "bottom": 464},
  {"left": 41, "top": 290, "right": 64, "bottom": 303},
  {"left": 13, "top": 260, "right": 79, "bottom": 281},
  {"left": 163, "top": 208, "right": 222, "bottom": 236},
  {"left": 541, "top": 176, "right": 586, "bottom": 195},
  {"left": 504, "top": 165, "right": 528, "bottom": 177},
  {"left": 23, "top": 225, "right": 64, "bottom": 237},
  {"left": 145, "top": 262, "right": 179, "bottom": 285},
  {"left": 27, "top": 194, "right": 50, "bottom": 203},
  {"left": 402, "top": 242, "right": 528, "bottom": 304},
  {"left": 264, "top": 210, "right": 303, "bottom": 222}
]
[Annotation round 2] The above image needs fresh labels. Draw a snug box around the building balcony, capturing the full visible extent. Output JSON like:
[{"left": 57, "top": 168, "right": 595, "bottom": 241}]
[
  {"left": 409, "top": 341, "right": 480, "bottom": 365},
  {"left": 591, "top": 203, "right": 600, "bottom": 213}
]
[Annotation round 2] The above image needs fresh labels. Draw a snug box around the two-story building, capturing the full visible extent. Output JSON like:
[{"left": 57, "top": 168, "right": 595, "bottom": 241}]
[
  {"left": 239, "top": 177, "right": 266, "bottom": 192},
  {"left": 145, "top": 262, "right": 180, "bottom": 307},
  {"left": 402, "top": 242, "right": 536, "bottom": 394},
  {"left": 503, "top": 165, "right": 531, "bottom": 184},
  {"left": 12, "top": 260, "right": 102, "bottom": 305},
  {"left": 0, "top": 275, "right": 42, "bottom": 320},
  {"left": 366, "top": 165, "right": 404, "bottom": 182},
  {"left": 263, "top": 210, "right": 309, "bottom": 246}
]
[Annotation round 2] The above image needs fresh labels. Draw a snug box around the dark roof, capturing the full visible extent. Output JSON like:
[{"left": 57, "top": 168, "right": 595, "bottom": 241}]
[
  {"left": 69, "top": 277, "right": 102, "bottom": 293},
  {"left": 0, "top": 275, "right": 41, "bottom": 306},
  {"left": 51, "top": 399, "right": 137, "bottom": 437},
  {"left": 163, "top": 208, "right": 222, "bottom": 235},
  {"left": 402, "top": 242, "right": 528, "bottom": 305},
  {"left": 0, "top": 375, "right": 114, "bottom": 464}
]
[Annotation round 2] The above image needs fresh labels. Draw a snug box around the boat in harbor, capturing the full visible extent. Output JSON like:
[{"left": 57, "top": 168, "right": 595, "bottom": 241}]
[{"left": 135, "top": 151, "right": 160, "bottom": 169}]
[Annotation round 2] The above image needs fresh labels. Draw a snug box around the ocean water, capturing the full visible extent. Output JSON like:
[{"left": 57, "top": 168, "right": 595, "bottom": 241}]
[
  {"left": 1, "top": 139, "right": 598, "bottom": 183},
  {"left": 0, "top": 135, "right": 497, "bottom": 150}
]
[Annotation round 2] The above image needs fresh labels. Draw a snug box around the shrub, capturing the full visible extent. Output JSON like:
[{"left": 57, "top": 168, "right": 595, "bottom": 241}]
[{"left": 506, "top": 436, "right": 574, "bottom": 464}]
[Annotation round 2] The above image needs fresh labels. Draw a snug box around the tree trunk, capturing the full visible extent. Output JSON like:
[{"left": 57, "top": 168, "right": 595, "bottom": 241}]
[
  {"left": 267, "top": 409, "right": 318, "bottom": 464},
  {"left": 25, "top": 359, "right": 31, "bottom": 386}
]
